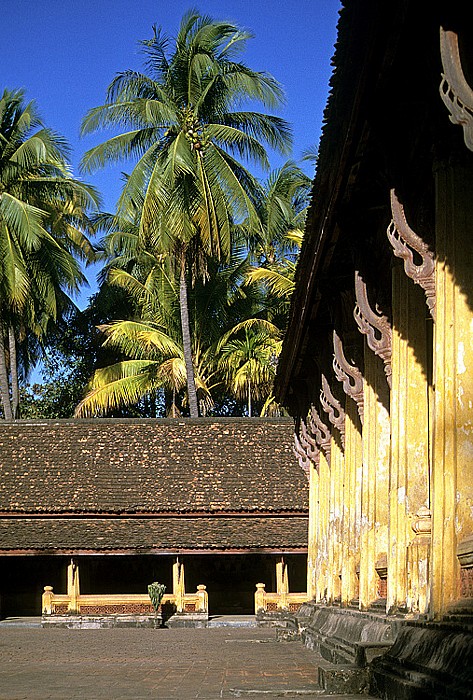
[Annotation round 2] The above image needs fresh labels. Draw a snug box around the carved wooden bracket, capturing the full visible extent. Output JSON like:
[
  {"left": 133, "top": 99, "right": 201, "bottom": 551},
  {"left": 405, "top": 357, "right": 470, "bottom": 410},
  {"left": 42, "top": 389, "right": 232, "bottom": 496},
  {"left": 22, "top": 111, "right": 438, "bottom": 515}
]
[
  {"left": 353, "top": 271, "right": 392, "bottom": 388},
  {"left": 333, "top": 330, "right": 364, "bottom": 424},
  {"left": 320, "top": 374, "right": 346, "bottom": 448},
  {"left": 300, "top": 419, "right": 320, "bottom": 466},
  {"left": 308, "top": 405, "right": 332, "bottom": 465},
  {"left": 440, "top": 28, "right": 473, "bottom": 151},
  {"left": 387, "top": 189, "right": 436, "bottom": 319},
  {"left": 293, "top": 432, "right": 311, "bottom": 481}
]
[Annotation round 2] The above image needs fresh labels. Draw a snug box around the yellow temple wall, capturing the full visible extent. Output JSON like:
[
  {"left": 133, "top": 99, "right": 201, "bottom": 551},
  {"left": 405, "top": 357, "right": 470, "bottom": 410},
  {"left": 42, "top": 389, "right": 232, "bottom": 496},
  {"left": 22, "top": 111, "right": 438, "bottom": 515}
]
[{"left": 302, "top": 165, "right": 473, "bottom": 620}]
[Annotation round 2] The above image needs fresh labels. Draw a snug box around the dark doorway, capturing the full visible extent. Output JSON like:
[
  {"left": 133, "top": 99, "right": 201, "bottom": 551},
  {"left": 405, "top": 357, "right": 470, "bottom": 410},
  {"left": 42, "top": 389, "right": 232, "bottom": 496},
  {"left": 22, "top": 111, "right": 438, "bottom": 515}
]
[
  {"left": 0, "top": 556, "right": 68, "bottom": 617},
  {"left": 0, "top": 552, "right": 307, "bottom": 617},
  {"left": 184, "top": 553, "right": 307, "bottom": 615},
  {"left": 78, "top": 555, "right": 173, "bottom": 595}
]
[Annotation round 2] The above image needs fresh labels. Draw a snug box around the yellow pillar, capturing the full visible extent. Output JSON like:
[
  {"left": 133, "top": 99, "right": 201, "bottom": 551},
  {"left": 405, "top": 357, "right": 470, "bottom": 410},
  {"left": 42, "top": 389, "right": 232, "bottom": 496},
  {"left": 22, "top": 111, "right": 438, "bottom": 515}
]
[
  {"left": 389, "top": 267, "right": 430, "bottom": 614},
  {"left": 407, "top": 506, "right": 432, "bottom": 614},
  {"left": 276, "top": 558, "right": 289, "bottom": 610},
  {"left": 315, "top": 451, "right": 331, "bottom": 602},
  {"left": 341, "top": 398, "right": 362, "bottom": 606},
  {"left": 67, "top": 558, "right": 80, "bottom": 614},
  {"left": 327, "top": 435, "right": 343, "bottom": 602},
  {"left": 173, "top": 559, "right": 186, "bottom": 613},
  {"left": 431, "top": 162, "right": 473, "bottom": 617},
  {"left": 307, "top": 462, "right": 319, "bottom": 600},
  {"left": 359, "top": 347, "right": 390, "bottom": 610}
]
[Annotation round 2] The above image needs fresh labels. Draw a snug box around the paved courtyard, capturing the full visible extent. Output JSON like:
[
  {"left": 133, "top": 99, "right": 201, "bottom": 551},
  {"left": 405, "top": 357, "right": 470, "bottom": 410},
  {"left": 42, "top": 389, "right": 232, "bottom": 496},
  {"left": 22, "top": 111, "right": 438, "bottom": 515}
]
[{"left": 0, "top": 622, "right": 370, "bottom": 699}]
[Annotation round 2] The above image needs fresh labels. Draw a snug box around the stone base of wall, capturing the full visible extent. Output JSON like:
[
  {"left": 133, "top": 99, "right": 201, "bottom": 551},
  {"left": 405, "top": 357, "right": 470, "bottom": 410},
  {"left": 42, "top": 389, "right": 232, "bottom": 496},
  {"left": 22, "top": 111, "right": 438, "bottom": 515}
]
[
  {"left": 370, "top": 619, "right": 473, "bottom": 699},
  {"left": 272, "top": 601, "right": 473, "bottom": 699},
  {"left": 256, "top": 610, "right": 296, "bottom": 629},
  {"left": 42, "top": 612, "right": 212, "bottom": 629},
  {"left": 300, "top": 604, "right": 395, "bottom": 669},
  {"left": 165, "top": 613, "right": 209, "bottom": 628},
  {"left": 42, "top": 614, "right": 163, "bottom": 629}
]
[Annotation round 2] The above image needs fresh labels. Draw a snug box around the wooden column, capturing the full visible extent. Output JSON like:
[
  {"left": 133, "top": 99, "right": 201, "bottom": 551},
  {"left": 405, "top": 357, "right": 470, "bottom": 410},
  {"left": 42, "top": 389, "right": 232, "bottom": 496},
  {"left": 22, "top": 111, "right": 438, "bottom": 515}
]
[
  {"left": 431, "top": 162, "right": 473, "bottom": 617},
  {"left": 389, "top": 267, "right": 430, "bottom": 614}
]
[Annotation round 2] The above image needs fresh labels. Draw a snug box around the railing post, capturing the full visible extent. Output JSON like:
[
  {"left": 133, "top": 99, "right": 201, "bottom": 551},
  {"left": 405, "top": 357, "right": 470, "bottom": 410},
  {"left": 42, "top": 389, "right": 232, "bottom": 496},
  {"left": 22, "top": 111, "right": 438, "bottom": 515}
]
[
  {"left": 255, "top": 583, "right": 266, "bottom": 614},
  {"left": 196, "top": 585, "right": 208, "bottom": 613},
  {"left": 42, "top": 586, "right": 54, "bottom": 615}
]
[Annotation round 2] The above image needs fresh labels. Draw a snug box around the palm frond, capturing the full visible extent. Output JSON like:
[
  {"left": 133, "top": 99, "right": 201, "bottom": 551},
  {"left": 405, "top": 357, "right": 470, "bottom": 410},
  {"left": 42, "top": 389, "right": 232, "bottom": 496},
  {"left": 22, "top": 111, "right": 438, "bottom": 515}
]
[{"left": 75, "top": 360, "right": 159, "bottom": 417}]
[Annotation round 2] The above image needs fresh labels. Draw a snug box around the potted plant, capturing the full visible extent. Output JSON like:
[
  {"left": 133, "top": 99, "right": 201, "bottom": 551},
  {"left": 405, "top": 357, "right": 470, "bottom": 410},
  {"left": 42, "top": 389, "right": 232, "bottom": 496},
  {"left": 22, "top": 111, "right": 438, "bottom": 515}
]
[{"left": 148, "top": 582, "right": 166, "bottom": 627}]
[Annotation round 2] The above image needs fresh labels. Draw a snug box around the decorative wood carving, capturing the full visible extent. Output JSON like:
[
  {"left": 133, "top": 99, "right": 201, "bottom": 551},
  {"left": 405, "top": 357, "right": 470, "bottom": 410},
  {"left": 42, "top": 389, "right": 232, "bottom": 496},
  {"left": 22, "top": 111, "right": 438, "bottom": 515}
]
[
  {"left": 320, "top": 374, "right": 346, "bottom": 448},
  {"left": 440, "top": 28, "right": 473, "bottom": 151},
  {"left": 308, "top": 405, "right": 332, "bottom": 465},
  {"left": 333, "top": 330, "right": 364, "bottom": 424},
  {"left": 387, "top": 189, "right": 436, "bottom": 319},
  {"left": 353, "top": 271, "right": 392, "bottom": 388},
  {"left": 293, "top": 432, "right": 311, "bottom": 481},
  {"left": 300, "top": 418, "right": 320, "bottom": 466}
]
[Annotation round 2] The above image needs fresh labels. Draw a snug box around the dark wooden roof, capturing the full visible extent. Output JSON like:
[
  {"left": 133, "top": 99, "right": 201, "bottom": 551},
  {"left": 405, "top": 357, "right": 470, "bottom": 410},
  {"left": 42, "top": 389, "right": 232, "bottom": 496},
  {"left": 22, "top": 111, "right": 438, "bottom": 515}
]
[
  {"left": 0, "top": 516, "right": 308, "bottom": 554},
  {"left": 0, "top": 418, "right": 305, "bottom": 515},
  {"left": 275, "top": 0, "right": 469, "bottom": 412},
  {"left": 0, "top": 418, "right": 307, "bottom": 554}
]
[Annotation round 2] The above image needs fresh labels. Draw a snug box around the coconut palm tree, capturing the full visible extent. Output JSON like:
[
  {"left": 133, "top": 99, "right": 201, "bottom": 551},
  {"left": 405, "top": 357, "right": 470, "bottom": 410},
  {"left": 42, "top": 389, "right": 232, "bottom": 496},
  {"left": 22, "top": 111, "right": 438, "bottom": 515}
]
[
  {"left": 217, "top": 322, "right": 281, "bottom": 417},
  {"left": 0, "top": 88, "right": 99, "bottom": 419},
  {"left": 74, "top": 229, "right": 256, "bottom": 417},
  {"left": 251, "top": 160, "right": 310, "bottom": 266},
  {"left": 245, "top": 161, "right": 310, "bottom": 327},
  {"left": 80, "top": 10, "right": 291, "bottom": 416}
]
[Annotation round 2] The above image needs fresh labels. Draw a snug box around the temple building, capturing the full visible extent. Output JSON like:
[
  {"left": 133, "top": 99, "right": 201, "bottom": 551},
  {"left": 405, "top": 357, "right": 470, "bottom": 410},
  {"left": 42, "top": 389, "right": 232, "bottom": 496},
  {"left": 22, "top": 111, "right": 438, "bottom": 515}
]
[
  {"left": 275, "top": 0, "right": 473, "bottom": 695},
  {"left": 0, "top": 418, "right": 308, "bottom": 618}
]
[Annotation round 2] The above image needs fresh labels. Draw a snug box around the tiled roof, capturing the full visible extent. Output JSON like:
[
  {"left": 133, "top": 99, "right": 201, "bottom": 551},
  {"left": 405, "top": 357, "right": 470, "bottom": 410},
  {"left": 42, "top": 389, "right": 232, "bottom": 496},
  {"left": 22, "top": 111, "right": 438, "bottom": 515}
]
[
  {"left": 0, "top": 516, "right": 308, "bottom": 552},
  {"left": 0, "top": 418, "right": 306, "bottom": 515}
]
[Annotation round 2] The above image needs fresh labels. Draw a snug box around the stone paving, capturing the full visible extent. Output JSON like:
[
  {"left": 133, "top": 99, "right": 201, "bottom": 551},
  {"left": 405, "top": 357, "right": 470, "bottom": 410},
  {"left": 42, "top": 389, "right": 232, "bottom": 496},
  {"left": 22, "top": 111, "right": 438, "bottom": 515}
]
[{"left": 0, "top": 621, "right": 372, "bottom": 699}]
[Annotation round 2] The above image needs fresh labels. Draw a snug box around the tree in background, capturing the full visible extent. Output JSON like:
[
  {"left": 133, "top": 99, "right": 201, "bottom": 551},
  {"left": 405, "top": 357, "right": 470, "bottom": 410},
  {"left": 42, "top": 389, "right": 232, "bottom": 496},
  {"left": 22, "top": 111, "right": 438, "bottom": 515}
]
[
  {"left": 246, "top": 160, "right": 310, "bottom": 327},
  {"left": 74, "top": 225, "right": 258, "bottom": 417},
  {"left": 0, "top": 88, "right": 99, "bottom": 419},
  {"left": 217, "top": 320, "right": 281, "bottom": 417},
  {"left": 80, "top": 10, "right": 291, "bottom": 416},
  {"left": 20, "top": 284, "right": 134, "bottom": 419},
  {"left": 72, "top": 158, "right": 310, "bottom": 419}
]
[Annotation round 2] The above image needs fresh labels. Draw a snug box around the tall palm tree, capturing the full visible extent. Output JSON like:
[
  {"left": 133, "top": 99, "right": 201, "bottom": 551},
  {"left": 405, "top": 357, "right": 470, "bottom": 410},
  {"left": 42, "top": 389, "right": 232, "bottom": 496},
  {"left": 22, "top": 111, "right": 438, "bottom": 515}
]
[
  {"left": 74, "top": 235, "right": 254, "bottom": 417},
  {"left": 0, "top": 88, "right": 99, "bottom": 419},
  {"left": 80, "top": 10, "right": 291, "bottom": 416}
]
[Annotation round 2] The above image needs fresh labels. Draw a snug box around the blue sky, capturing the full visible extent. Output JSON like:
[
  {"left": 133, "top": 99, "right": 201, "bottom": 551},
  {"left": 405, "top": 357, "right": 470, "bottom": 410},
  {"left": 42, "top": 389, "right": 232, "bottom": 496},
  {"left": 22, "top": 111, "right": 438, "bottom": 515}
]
[{"left": 2, "top": 0, "right": 341, "bottom": 303}]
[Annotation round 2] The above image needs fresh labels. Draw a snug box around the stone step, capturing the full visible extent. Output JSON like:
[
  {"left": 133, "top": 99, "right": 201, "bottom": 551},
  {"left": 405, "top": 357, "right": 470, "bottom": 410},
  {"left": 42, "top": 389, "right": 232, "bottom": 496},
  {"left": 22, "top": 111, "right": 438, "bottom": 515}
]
[
  {"left": 208, "top": 615, "right": 257, "bottom": 628},
  {"left": 317, "top": 659, "right": 369, "bottom": 695},
  {"left": 0, "top": 616, "right": 42, "bottom": 628}
]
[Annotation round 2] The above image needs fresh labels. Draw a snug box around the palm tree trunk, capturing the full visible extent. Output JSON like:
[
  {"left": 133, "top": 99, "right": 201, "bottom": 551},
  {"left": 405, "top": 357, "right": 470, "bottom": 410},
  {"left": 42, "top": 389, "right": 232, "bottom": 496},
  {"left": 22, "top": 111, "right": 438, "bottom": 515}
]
[
  {"left": 179, "top": 261, "right": 199, "bottom": 418},
  {"left": 8, "top": 326, "right": 19, "bottom": 419},
  {"left": 248, "top": 377, "right": 252, "bottom": 418},
  {"left": 0, "top": 325, "right": 13, "bottom": 420}
]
